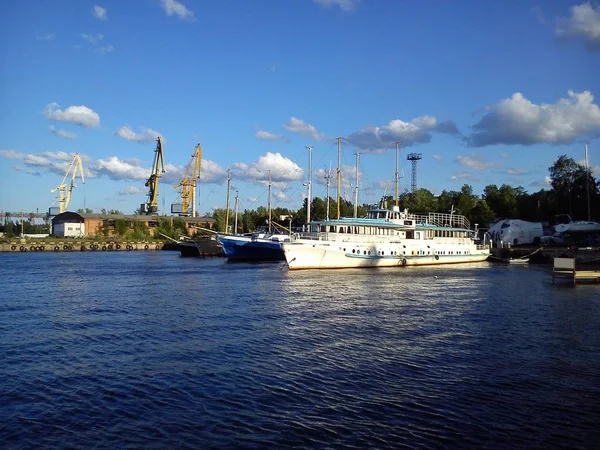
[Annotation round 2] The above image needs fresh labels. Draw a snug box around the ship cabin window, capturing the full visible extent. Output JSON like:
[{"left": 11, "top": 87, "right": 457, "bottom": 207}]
[
  {"left": 320, "top": 225, "right": 326, "bottom": 232},
  {"left": 329, "top": 226, "right": 336, "bottom": 232}
]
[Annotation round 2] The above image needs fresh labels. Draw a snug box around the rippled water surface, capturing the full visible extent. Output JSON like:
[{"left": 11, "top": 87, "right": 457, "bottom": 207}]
[{"left": 1, "top": 251, "right": 599, "bottom": 449}]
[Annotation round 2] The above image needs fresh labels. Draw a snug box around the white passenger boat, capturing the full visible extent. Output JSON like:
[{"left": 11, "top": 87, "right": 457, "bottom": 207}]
[{"left": 282, "top": 205, "right": 490, "bottom": 270}]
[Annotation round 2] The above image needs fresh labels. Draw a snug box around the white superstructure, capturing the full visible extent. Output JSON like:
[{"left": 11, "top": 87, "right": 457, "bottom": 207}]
[{"left": 282, "top": 206, "right": 490, "bottom": 270}]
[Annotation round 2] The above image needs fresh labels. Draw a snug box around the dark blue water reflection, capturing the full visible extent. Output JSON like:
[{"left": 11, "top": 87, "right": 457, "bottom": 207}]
[{"left": 1, "top": 251, "right": 599, "bottom": 449}]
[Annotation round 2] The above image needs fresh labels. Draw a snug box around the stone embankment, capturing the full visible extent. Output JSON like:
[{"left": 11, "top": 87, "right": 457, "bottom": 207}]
[{"left": 1, "top": 240, "right": 167, "bottom": 252}]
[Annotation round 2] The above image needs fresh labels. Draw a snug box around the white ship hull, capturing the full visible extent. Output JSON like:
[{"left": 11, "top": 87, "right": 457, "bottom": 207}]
[{"left": 283, "top": 240, "right": 490, "bottom": 270}]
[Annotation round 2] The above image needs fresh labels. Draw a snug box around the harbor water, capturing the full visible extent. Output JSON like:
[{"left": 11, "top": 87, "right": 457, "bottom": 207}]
[{"left": 1, "top": 252, "right": 599, "bottom": 449}]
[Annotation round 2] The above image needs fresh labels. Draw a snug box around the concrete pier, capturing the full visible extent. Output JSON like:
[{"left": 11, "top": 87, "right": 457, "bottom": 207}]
[{"left": 1, "top": 241, "right": 166, "bottom": 252}]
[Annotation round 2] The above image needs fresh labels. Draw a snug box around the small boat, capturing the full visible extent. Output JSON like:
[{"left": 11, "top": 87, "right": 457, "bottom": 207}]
[
  {"left": 177, "top": 235, "right": 224, "bottom": 257},
  {"left": 504, "top": 258, "right": 529, "bottom": 264},
  {"left": 218, "top": 232, "right": 291, "bottom": 261}
]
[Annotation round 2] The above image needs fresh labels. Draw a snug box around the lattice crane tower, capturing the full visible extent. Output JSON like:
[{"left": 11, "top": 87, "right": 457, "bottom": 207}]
[{"left": 406, "top": 153, "right": 422, "bottom": 193}]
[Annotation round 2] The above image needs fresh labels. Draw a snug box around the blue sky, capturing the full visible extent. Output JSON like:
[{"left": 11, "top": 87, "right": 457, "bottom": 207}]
[{"left": 1, "top": 0, "right": 599, "bottom": 217}]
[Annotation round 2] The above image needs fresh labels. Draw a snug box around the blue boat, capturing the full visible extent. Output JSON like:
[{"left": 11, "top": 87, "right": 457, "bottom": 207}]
[{"left": 218, "top": 232, "right": 291, "bottom": 261}]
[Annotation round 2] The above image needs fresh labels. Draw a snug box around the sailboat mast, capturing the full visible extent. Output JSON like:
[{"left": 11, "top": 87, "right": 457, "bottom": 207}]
[
  {"left": 225, "top": 167, "right": 231, "bottom": 233},
  {"left": 234, "top": 190, "right": 239, "bottom": 234},
  {"left": 586, "top": 143, "right": 591, "bottom": 221},
  {"left": 336, "top": 137, "right": 342, "bottom": 219},
  {"left": 354, "top": 152, "right": 360, "bottom": 218},
  {"left": 306, "top": 145, "right": 313, "bottom": 224},
  {"left": 325, "top": 165, "right": 331, "bottom": 221},
  {"left": 268, "top": 169, "right": 272, "bottom": 233},
  {"left": 394, "top": 141, "right": 400, "bottom": 207}
]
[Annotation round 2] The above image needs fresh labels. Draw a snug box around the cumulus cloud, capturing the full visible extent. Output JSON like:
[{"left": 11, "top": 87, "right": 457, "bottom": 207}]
[
  {"left": 555, "top": 2, "right": 600, "bottom": 51},
  {"left": 455, "top": 155, "right": 495, "bottom": 171},
  {"left": 467, "top": 91, "right": 600, "bottom": 147},
  {"left": 117, "top": 185, "right": 144, "bottom": 196},
  {"left": 161, "top": 0, "right": 195, "bottom": 21},
  {"left": 93, "top": 5, "right": 107, "bottom": 20},
  {"left": 450, "top": 172, "right": 479, "bottom": 182},
  {"left": 282, "top": 117, "right": 325, "bottom": 141},
  {"left": 115, "top": 126, "right": 163, "bottom": 143},
  {"left": 530, "top": 177, "right": 552, "bottom": 187},
  {"left": 432, "top": 154, "right": 443, "bottom": 161},
  {"left": 314, "top": 0, "right": 360, "bottom": 13},
  {"left": 255, "top": 130, "right": 290, "bottom": 143},
  {"left": 96, "top": 45, "right": 114, "bottom": 54},
  {"left": 49, "top": 126, "right": 77, "bottom": 140},
  {"left": 232, "top": 152, "right": 303, "bottom": 188},
  {"left": 0, "top": 150, "right": 26, "bottom": 159},
  {"left": 346, "top": 116, "right": 459, "bottom": 152},
  {"left": 313, "top": 164, "right": 360, "bottom": 191},
  {"left": 44, "top": 103, "right": 100, "bottom": 128},
  {"left": 507, "top": 168, "right": 529, "bottom": 175},
  {"left": 80, "top": 33, "right": 104, "bottom": 44},
  {"left": 36, "top": 33, "right": 55, "bottom": 41}
]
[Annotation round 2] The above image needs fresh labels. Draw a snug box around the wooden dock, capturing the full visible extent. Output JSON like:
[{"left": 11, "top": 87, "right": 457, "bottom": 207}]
[{"left": 552, "top": 257, "right": 600, "bottom": 285}]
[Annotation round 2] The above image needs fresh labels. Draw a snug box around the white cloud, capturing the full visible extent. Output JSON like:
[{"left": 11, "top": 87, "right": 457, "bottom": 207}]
[
  {"left": 93, "top": 156, "right": 151, "bottom": 181},
  {"left": 432, "top": 154, "right": 443, "bottom": 161},
  {"left": 530, "top": 177, "right": 552, "bottom": 187},
  {"left": 507, "top": 168, "right": 529, "bottom": 175},
  {"left": 467, "top": 91, "right": 600, "bottom": 147},
  {"left": 117, "top": 185, "right": 143, "bottom": 196},
  {"left": 500, "top": 152, "right": 510, "bottom": 159},
  {"left": 39, "top": 151, "right": 76, "bottom": 161},
  {"left": 346, "top": 116, "right": 458, "bottom": 152},
  {"left": 0, "top": 150, "right": 26, "bottom": 159},
  {"left": 96, "top": 45, "right": 114, "bottom": 54},
  {"left": 282, "top": 117, "right": 325, "bottom": 141},
  {"left": 49, "top": 126, "right": 77, "bottom": 140},
  {"left": 555, "top": 2, "right": 600, "bottom": 51},
  {"left": 313, "top": 164, "right": 360, "bottom": 191},
  {"left": 161, "top": 0, "right": 195, "bottom": 21},
  {"left": 198, "top": 159, "right": 227, "bottom": 184},
  {"left": 232, "top": 152, "right": 303, "bottom": 187},
  {"left": 255, "top": 130, "right": 290, "bottom": 143},
  {"left": 36, "top": 33, "right": 55, "bottom": 41},
  {"left": 314, "top": 0, "right": 360, "bottom": 13},
  {"left": 115, "top": 126, "right": 162, "bottom": 143},
  {"left": 273, "top": 191, "right": 289, "bottom": 203},
  {"left": 44, "top": 103, "right": 100, "bottom": 128},
  {"left": 455, "top": 155, "right": 495, "bottom": 171},
  {"left": 80, "top": 33, "right": 104, "bottom": 44},
  {"left": 93, "top": 5, "right": 107, "bottom": 20},
  {"left": 450, "top": 172, "right": 479, "bottom": 182}
]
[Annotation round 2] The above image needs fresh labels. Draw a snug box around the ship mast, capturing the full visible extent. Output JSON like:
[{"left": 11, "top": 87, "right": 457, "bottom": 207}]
[
  {"left": 394, "top": 141, "right": 401, "bottom": 207},
  {"left": 585, "top": 143, "right": 591, "bottom": 221},
  {"left": 306, "top": 145, "right": 313, "bottom": 224},
  {"left": 336, "top": 137, "right": 342, "bottom": 219},
  {"left": 354, "top": 152, "right": 360, "bottom": 218},
  {"left": 225, "top": 167, "right": 231, "bottom": 233},
  {"left": 234, "top": 190, "right": 239, "bottom": 234},
  {"left": 325, "top": 164, "right": 332, "bottom": 221},
  {"left": 268, "top": 169, "right": 272, "bottom": 233}
]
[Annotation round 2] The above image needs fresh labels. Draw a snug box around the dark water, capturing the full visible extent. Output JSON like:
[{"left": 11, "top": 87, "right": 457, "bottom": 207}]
[{"left": 1, "top": 251, "right": 599, "bottom": 449}]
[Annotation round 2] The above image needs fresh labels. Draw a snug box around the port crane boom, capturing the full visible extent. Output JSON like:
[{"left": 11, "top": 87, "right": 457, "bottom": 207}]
[
  {"left": 173, "top": 143, "right": 202, "bottom": 217},
  {"left": 51, "top": 153, "right": 85, "bottom": 214},
  {"left": 142, "top": 136, "right": 165, "bottom": 214}
]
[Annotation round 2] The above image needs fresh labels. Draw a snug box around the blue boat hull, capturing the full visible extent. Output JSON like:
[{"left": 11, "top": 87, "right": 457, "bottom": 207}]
[{"left": 220, "top": 237, "right": 285, "bottom": 261}]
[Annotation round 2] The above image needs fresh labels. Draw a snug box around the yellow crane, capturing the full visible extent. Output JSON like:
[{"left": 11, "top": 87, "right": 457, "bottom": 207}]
[
  {"left": 51, "top": 153, "right": 85, "bottom": 214},
  {"left": 142, "top": 136, "right": 165, "bottom": 214},
  {"left": 172, "top": 143, "right": 202, "bottom": 217}
]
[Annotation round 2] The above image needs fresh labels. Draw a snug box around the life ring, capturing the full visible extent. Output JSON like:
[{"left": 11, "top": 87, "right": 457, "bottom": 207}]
[
  {"left": 81, "top": 245, "right": 86, "bottom": 251},
  {"left": 54, "top": 245, "right": 60, "bottom": 251},
  {"left": 144, "top": 244, "right": 149, "bottom": 250},
  {"left": 20, "top": 245, "right": 25, "bottom": 252},
  {"left": 401, "top": 258, "right": 407, "bottom": 266},
  {"left": 102, "top": 246, "right": 107, "bottom": 251},
  {"left": 30, "top": 245, "right": 36, "bottom": 252},
  {"left": 10, "top": 245, "right": 16, "bottom": 251},
  {"left": 63, "top": 245, "right": 69, "bottom": 250},
  {"left": 155, "top": 244, "right": 160, "bottom": 250},
  {"left": 107, "top": 244, "right": 113, "bottom": 250},
  {"left": 435, "top": 255, "right": 439, "bottom": 260},
  {"left": 116, "top": 244, "right": 121, "bottom": 250}
]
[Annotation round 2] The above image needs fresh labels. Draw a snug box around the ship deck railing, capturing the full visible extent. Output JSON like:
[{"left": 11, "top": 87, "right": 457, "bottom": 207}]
[{"left": 409, "top": 212, "right": 470, "bottom": 230}]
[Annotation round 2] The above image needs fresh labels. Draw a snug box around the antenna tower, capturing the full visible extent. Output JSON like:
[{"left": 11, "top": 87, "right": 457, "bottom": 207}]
[{"left": 406, "top": 153, "right": 422, "bottom": 193}]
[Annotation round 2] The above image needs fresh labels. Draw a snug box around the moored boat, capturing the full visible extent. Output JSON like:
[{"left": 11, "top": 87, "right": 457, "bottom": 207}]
[
  {"left": 218, "top": 232, "right": 290, "bottom": 261},
  {"left": 177, "top": 235, "right": 224, "bottom": 257},
  {"left": 282, "top": 205, "right": 490, "bottom": 270}
]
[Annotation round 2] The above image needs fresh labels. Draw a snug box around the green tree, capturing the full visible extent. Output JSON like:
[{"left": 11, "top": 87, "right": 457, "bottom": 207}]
[{"left": 114, "top": 219, "right": 129, "bottom": 237}]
